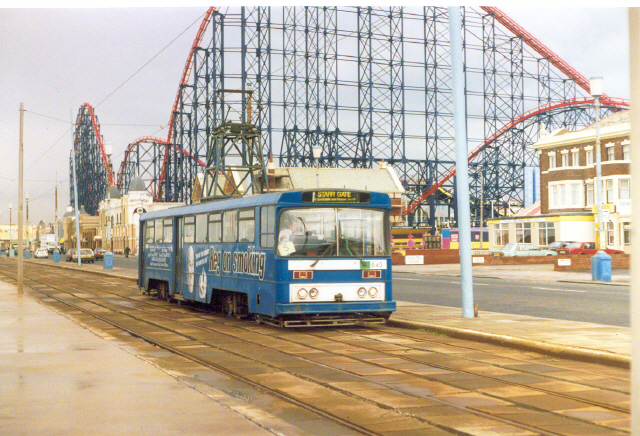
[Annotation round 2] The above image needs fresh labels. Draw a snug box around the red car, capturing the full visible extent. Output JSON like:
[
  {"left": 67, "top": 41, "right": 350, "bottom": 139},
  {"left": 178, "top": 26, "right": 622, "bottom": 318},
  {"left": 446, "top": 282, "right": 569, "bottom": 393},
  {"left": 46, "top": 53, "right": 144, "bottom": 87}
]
[{"left": 557, "top": 242, "right": 623, "bottom": 255}]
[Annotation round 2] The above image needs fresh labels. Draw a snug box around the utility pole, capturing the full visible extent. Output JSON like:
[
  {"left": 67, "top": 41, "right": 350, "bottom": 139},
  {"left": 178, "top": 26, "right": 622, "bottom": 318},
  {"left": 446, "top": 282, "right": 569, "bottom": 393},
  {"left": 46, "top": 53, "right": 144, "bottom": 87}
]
[{"left": 18, "top": 103, "right": 24, "bottom": 294}]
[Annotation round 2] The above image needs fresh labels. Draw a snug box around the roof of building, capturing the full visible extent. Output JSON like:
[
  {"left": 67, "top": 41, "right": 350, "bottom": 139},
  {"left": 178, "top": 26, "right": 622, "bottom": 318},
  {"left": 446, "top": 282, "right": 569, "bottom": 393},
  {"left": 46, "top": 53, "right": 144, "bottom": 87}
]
[
  {"left": 128, "top": 177, "right": 147, "bottom": 193},
  {"left": 514, "top": 201, "right": 541, "bottom": 217},
  {"left": 535, "top": 109, "right": 629, "bottom": 149},
  {"left": 108, "top": 185, "right": 121, "bottom": 199}
]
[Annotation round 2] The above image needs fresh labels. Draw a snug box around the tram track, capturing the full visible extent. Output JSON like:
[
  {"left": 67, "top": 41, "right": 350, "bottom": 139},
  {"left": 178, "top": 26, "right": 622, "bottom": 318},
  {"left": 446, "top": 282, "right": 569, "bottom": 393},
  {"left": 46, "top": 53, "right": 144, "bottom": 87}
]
[{"left": 1, "top": 260, "right": 630, "bottom": 436}]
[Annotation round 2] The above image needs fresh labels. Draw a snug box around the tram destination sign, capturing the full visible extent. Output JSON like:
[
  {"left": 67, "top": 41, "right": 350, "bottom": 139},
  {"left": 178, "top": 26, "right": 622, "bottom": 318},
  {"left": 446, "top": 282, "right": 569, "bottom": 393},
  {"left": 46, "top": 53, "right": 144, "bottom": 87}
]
[{"left": 302, "top": 190, "right": 371, "bottom": 204}]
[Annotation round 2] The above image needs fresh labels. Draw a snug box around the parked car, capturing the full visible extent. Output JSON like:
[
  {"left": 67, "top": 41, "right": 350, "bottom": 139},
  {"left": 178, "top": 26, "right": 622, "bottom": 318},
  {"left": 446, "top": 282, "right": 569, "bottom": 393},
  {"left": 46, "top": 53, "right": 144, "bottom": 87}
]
[
  {"left": 557, "top": 242, "right": 623, "bottom": 255},
  {"left": 34, "top": 247, "right": 49, "bottom": 259},
  {"left": 491, "top": 243, "right": 557, "bottom": 257},
  {"left": 544, "top": 241, "right": 575, "bottom": 252},
  {"left": 66, "top": 248, "right": 96, "bottom": 263},
  {"left": 94, "top": 248, "right": 107, "bottom": 260}
]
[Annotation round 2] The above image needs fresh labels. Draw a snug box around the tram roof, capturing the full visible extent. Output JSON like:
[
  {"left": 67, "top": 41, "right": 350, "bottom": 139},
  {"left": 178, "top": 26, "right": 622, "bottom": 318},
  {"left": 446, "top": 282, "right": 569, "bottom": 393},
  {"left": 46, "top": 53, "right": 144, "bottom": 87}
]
[{"left": 141, "top": 190, "right": 391, "bottom": 221}]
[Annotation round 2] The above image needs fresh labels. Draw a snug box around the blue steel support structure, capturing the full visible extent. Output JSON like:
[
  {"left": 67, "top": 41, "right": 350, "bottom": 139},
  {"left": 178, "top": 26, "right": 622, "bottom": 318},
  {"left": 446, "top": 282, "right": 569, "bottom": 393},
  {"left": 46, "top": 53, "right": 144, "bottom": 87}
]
[{"left": 100, "top": 7, "right": 628, "bottom": 229}]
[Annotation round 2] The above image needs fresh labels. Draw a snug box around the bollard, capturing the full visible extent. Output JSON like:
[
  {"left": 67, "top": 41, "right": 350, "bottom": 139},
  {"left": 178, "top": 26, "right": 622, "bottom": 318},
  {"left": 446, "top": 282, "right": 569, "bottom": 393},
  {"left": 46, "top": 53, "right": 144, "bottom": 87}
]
[
  {"left": 53, "top": 250, "right": 60, "bottom": 263},
  {"left": 104, "top": 251, "right": 114, "bottom": 270},
  {"left": 591, "top": 251, "right": 612, "bottom": 282}
]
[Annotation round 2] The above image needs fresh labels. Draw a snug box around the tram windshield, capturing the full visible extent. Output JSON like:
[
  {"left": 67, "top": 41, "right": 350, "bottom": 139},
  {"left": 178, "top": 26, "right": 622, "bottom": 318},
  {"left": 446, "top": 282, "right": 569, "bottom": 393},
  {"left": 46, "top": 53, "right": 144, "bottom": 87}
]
[{"left": 277, "top": 208, "right": 390, "bottom": 258}]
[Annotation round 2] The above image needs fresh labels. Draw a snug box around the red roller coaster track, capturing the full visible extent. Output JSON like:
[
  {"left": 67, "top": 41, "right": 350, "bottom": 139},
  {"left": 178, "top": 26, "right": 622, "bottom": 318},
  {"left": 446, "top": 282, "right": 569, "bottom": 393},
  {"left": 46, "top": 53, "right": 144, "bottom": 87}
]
[
  {"left": 152, "top": 6, "right": 217, "bottom": 201},
  {"left": 401, "top": 96, "right": 630, "bottom": 217},
  {"left": 78, "top": 102, "right": 114, "bottom": 186}
]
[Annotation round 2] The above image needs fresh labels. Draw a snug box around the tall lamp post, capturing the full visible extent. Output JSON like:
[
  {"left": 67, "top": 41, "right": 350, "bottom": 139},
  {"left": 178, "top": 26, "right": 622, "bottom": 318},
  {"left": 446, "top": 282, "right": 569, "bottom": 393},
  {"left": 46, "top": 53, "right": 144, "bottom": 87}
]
[
  {"left": 9, "top": 203, "right": 12, "bottom": 247},
  {"left": 590, "top": 77, "right": 605, "bottom": 250}
]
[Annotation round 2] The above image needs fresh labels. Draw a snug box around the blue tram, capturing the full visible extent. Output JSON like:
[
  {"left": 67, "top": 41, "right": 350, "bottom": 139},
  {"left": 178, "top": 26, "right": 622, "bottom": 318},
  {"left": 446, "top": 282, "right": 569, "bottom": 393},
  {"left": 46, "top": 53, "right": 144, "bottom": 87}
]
[{"left": 138, "top": 190, "right": 396, "bottom": 327}]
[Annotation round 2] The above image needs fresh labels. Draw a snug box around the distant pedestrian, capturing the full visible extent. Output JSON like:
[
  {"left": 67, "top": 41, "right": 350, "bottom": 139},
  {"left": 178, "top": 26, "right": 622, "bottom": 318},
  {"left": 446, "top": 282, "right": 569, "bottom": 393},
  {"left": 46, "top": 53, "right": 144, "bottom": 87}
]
[{"left": 124, "top": 246, "right": 131, "bottom": 258}]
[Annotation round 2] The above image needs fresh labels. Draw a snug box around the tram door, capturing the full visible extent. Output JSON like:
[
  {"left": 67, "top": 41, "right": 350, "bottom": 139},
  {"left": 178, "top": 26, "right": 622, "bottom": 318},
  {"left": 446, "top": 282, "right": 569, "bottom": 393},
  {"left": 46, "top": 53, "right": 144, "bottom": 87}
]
[{"left": 174, "top": 217, "right": 184, "bottom": 296}]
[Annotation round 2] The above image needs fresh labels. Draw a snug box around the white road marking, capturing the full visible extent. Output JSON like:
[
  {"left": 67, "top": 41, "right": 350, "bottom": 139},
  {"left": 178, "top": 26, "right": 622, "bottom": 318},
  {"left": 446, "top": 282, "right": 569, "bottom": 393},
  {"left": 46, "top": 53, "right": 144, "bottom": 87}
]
[{"left": 534, "top": 287, "right": 586, "bottom": 293}]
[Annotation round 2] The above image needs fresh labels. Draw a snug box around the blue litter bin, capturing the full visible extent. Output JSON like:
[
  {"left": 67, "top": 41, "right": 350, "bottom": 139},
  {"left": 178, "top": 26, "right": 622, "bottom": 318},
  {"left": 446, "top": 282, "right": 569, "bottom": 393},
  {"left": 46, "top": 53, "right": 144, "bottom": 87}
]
[
  {"left": 53, "top": 250, "right": 60, "bottom": 263},
  {"left": 591, "top": 251, "right": 612, "bottom": 282},
  {"left": 25, "top": 249, "right": 31, "bottom": 259},
  {"left": 104, "top": 251, "right": 114, "bottom": 270}
]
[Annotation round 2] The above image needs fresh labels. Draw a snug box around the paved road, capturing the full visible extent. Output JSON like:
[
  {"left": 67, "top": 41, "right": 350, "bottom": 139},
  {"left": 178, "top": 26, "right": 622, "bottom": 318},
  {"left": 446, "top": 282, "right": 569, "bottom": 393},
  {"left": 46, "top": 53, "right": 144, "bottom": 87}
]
[{"left": 393, "top": 271, "right": 629, "bottom": 327}]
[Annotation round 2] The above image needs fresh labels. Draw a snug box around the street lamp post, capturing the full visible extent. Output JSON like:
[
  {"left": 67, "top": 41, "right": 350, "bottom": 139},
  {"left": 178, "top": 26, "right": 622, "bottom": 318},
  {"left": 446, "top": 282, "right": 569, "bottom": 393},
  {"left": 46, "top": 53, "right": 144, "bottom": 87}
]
[
  {"left": 9, "top": 203, "right": 12, "bottom": 246},
  {"left": 26, "top": 193, "right": 29, "bottom": 250},
  {"left": 590, "top": 77, "right": 605, "bottom": 250}
]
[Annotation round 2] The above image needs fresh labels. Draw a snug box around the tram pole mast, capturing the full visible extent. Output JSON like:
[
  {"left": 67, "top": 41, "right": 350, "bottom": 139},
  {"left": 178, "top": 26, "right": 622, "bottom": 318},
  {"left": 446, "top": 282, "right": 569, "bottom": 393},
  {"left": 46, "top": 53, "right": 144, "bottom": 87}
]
[
  {"left": 448, "top": 7, "right": 474, "bottom": 318},
  {"left": 17, "top": 103, "right": 24, "bottom": 294}
]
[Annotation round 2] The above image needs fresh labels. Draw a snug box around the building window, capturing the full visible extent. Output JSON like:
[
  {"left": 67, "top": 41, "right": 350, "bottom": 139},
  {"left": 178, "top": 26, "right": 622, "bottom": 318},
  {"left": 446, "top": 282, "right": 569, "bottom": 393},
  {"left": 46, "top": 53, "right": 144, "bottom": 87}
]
[
  {"left": 494, "top": 223, "right": 509, "bottom": 246},
  {"left": 548, "top": 154, "right": 556, "bottom": 169},
  {"left": 619, "top": 179, "right": 630, "bottom": 200},
  {"left": 606, "top": 179, "right": 614, "bottom": 203},
  {"left": 561, "top": 153, "right": 569, "bottom": 167},
  {"left": 607, "top": 146, "right": 615, "bottom": 161},
  {"left": 550, "top": 185, "right": 559, "bottom": 208},
  {"left": 515, "top": 222, "right": 531, "bottom": 243},
  {"left": 607, "top": 221, "right": 615, "bottom": 246},
  {"left": 570, "top": 183, "right": 582, "bottom": 207},
  {"left": 585, "top": 149, "right": 593, "bottom": 166},
  {"left": 571, "top": 150, "right": 579, "bottom": 167},
  {"left": 539, "top": 222, "right": 555, "bottom": 246},
  {"left": 623, "top": 144, "right": 630, "bottom": 160},
  {"left": 559, "top": 184, "right": 566, "bottom": 206},
  {"left": 586, "top": 183, "right": 594, "bottom": 206},
  {"left": 624, "top": 223, "right": 631, "bottom": 245}
]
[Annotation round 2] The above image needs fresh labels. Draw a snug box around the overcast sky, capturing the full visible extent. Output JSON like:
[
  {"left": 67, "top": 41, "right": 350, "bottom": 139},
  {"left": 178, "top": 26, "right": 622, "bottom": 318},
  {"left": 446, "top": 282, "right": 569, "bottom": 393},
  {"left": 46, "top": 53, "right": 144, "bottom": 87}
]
[{"left": 0, "top": 5, "right": 630, "bottom": 225}]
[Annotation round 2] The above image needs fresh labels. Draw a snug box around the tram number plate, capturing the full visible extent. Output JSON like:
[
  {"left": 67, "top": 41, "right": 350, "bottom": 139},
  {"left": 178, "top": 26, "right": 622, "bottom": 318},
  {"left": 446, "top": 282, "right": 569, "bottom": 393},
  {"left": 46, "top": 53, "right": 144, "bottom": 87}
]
[{"left": 362, "top": 260, "right": 385, "bottom": 270}]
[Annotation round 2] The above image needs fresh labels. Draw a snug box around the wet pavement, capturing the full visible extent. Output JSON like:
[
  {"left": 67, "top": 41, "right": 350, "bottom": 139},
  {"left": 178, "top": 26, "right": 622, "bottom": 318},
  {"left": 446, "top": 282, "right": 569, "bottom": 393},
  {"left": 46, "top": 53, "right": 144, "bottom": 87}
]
[{"left": 0, "top": 257, "right": 632, "bottom": 434}]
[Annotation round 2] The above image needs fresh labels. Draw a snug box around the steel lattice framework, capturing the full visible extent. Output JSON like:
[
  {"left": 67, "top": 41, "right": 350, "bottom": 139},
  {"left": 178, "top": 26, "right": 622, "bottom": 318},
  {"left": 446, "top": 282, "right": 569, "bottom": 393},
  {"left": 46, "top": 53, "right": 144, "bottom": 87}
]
[{"left": 74, "top": 6, "right": 629, "bottom": 227}]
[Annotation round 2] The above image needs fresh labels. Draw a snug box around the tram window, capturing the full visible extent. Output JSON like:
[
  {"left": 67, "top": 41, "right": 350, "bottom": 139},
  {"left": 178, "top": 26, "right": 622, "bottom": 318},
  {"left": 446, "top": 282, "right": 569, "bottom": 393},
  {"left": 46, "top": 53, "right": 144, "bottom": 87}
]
[
  {"left": 154, "top": 219, "right": 164, "bottom": 243},
  {"left": 163, "top": 218, "right": 173, "bottom": 243},
  {"left": 145, "top": 221, "right": 154, "bottom": 243},
  {"left": 260, "top": 206, "right": 275, "bottom": 248},
  {"left": 184, "top": 215, "right": 195, "bottom": 243},
  {"left": 223, "top": 210, "right": 238, "bottom": 242},
  {"left": 208, "top": 212, "right": 222, "bottom": 243},
  {"left": 238, "top": 209, "right": 255, "bottom": 243},
  {"left": 196, "top": 213, "right": 207, "bottom": 243}
]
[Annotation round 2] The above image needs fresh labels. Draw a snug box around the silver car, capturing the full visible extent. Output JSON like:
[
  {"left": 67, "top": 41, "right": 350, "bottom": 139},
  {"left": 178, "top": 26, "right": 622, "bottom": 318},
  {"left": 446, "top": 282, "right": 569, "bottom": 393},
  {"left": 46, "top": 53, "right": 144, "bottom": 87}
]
[{"left": 491, "top": 243, "right": 557, "bottom": 257}]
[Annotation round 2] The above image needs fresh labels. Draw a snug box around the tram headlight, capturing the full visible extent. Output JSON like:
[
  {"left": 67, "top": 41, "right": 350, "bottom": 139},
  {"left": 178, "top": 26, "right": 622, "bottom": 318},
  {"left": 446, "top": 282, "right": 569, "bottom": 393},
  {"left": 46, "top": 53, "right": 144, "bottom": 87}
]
[
  {"left": 297, "top": 288, "right": 308, "bottom": 300},
  {"left": 368, "top": 287, "right": 379, "bottom": 298},
  {"left": 357, "top": 287, "right": 366, "bottom": 298},
  {"left": 309, "top": 288, "right": 319, "bottom": 299}
]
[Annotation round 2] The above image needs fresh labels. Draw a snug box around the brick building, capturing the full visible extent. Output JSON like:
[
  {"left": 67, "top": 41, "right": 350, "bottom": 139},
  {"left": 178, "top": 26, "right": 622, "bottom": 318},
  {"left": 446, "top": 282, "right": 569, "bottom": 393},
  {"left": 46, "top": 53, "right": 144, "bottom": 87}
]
[
  {"left": 487, "top": 110, "right": 630, "bottom": 252},
  {"left": 534, "top": 110, "right": 630, "bottom": 252}
]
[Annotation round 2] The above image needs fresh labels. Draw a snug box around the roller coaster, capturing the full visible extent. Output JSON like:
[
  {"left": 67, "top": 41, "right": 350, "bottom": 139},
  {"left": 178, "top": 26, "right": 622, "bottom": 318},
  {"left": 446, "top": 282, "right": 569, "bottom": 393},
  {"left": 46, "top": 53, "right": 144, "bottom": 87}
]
[{"left": 69, "top": 6, "right": 629, "bottom": 225}]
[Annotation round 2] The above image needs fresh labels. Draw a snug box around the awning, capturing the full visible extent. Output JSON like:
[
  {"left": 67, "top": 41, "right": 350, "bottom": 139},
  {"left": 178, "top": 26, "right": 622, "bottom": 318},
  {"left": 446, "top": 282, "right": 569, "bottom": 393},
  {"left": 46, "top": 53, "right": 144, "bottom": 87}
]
[{"left": 94, "top": 236, "right": 102, "bottom": 240}]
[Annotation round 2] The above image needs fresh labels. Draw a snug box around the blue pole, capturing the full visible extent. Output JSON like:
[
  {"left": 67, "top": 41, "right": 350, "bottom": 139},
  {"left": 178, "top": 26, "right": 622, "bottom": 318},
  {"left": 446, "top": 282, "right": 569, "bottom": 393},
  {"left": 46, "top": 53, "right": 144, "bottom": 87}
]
[{"left": 448, "top": 7, "right": 474, "bottom": 318}]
